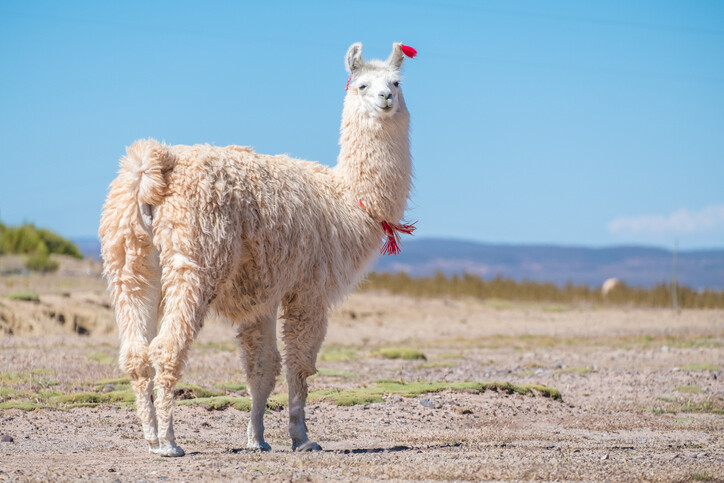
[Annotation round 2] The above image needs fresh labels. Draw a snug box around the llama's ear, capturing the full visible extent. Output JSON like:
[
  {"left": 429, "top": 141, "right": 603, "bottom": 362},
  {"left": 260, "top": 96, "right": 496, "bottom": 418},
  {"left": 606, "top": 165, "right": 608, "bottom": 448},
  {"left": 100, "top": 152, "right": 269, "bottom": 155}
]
[
  {"left": 387, "top": 42, "right": 405, "bottom": 70},
  {"left": 345, "top": 42, "right": 363, "bottom": 74}
]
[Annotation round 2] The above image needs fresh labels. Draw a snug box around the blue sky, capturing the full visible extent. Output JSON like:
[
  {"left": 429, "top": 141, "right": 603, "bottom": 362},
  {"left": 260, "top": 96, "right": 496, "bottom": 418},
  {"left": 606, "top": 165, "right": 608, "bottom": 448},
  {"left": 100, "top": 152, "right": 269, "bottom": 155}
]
[{"left": 1, "top": 1, "right": 723, "bottom": 250}]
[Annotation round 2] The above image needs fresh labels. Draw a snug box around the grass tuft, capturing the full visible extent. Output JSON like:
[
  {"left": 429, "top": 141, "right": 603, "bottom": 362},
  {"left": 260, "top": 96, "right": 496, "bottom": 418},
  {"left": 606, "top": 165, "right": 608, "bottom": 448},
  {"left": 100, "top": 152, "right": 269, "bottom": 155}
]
[
  {"left": 373, "top": 347, "right": 427, "bottom": 361},
  {"left": 681, "top": 363, "right": 719, "bottom": 371},
  {"left": 0, "top": 400, "right": 45, "bottom": 411},
  {"left": 4, "top": 292, "right": 40, "bottom": 302},
  {"left": 213, "top": 382, "right": 247, "bottom": 392},
  {"left": 674, "top": 385, "right": 703, "bottom": 394},
  {"left": 318, "top": 344, "right": 359, "bottom": 362},
  {"left": 315, "top": 368, "right": 359, "bottom": 379},
  {"left": 87, "top": 352, "right": 115, "bottom": 365}
]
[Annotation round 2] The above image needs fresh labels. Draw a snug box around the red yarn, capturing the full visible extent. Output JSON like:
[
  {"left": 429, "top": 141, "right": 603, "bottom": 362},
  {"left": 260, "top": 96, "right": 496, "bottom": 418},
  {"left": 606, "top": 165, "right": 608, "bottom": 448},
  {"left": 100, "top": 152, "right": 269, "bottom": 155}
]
[
  {"left": 380, "top": 220, "right": 417, "bottom": 256},
  {"left": 345, "top": 73, "right": 352, "bottom": 91},
  {"left": 400, "top": 44, "right": 417, "bottom": 58}
]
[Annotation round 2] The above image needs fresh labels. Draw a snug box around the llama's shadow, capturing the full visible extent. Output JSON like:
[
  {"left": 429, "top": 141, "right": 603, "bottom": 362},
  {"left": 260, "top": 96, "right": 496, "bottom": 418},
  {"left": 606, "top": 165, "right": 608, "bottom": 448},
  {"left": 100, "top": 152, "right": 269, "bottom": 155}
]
[{"left": 226, "top": 442, "right": 459, "bottom": 454}]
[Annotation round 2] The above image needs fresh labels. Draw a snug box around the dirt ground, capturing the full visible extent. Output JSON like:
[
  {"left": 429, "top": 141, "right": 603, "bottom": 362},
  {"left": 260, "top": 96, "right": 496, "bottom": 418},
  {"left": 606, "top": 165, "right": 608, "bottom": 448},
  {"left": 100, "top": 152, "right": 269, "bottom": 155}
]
[{"left": 0, "top": 262, "right": 722, "bottom": 481}]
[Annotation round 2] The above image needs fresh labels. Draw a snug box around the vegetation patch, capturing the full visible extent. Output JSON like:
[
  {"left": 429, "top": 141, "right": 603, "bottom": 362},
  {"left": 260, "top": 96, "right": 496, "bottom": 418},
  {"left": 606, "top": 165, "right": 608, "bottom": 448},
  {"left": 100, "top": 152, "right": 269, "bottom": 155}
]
[
  {"left": 438, "top": 352, "right": 465, "bottom": 360},
  {"left": 198, "top": 340, "right": 237, "bottom": 353},
  {"left": 213, "top": 381, "right": 247, "bottom": 392},
  {"left": 50, "top": 389, "right": 136, "bottom": 405},
  {"left": 373, "top": 347, "right": 427, "bottom": 361},
  {"left": 0, "top": 400, "right": 45, "bottom": 411},
  {"left": 674, "top": 385, "right": 703, "bottom": 394},
  {"left": 554, "top": 366, "right": 593, "bottom": 375},
  {"left": 541, "top": 304, "right": 570, "bottom": 312},
  {"left": 0, "top": 369, "right": 58, "bottom": 389},
  {"left": 318, "top": 344, "right": 360, "bottom": 362},
  {"left": 681, "top": 363, "right": 719, "bottom": 371},
  {"left": 309, "top": 388, "right": 384, "bottom": 406},
  {"left": 650, "top": 398, "right": 724, "bottom": 415},
  {"left": 689, "top": 472, "right": 715, "bottom": 482},
  {"left": 177, "top": 395, "right": 251, "bottom": 411},
  {"left": 174, "top": 383, "right": 222, "bottom": 399},
  {"left": 315, "top": 368, "right": 359, "bottom": 379},
  {"left": 359, "top": 271, "right": 724, "bottom": 309},
  {"left": 87, "top": 352, "right": 115, "bottom": 365},
  {"left": 414, "top": 362, "right": 457, "bottom": 369},
  {"left": 3, "top": 292, "right": 40, "bottom": 302}
]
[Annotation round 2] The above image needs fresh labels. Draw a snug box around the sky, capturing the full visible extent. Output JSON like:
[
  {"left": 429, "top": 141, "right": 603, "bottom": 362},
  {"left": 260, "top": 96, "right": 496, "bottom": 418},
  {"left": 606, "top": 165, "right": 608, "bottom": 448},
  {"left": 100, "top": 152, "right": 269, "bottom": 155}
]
[{"left": 1, "top": 0, "right": 723, "bottom": 250}]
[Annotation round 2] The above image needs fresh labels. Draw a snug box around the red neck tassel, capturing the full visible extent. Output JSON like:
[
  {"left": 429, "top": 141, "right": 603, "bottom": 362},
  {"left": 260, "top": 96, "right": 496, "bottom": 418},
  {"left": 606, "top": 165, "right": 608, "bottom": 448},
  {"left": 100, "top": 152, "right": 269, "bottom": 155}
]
[{"left": 381, "top": 221, "right": 417, "bottom": 256}]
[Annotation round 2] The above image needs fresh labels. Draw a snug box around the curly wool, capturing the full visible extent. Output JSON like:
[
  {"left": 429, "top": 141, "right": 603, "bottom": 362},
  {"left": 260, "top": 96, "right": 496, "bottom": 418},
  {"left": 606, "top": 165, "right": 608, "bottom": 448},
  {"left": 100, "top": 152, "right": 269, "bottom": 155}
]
[{"left": 99, "top": 41, "right": 413, "bottom": 455}]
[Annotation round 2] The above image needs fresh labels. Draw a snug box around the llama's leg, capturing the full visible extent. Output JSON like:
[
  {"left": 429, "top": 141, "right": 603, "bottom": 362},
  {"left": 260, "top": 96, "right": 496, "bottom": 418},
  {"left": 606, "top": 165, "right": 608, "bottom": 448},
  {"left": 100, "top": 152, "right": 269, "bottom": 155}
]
[
  {"left": 282, "top": 299, "right": 327, "bottom": 451},
  {"left": 110, "top": 243, "right": 162, "bottom": 452},
  {"left": 148, "top": 270, "right": 208, "bottom": 457},
  {"left": 236, "top": 306, "right": 281, "bottom": 451}
]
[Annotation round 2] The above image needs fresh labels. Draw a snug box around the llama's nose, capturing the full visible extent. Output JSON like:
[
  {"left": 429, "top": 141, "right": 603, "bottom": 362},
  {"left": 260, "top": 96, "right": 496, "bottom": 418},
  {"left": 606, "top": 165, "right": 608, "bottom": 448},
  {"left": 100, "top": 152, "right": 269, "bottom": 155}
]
[{"left": 379, "top": 90, "right": 392, "bottom": 100}]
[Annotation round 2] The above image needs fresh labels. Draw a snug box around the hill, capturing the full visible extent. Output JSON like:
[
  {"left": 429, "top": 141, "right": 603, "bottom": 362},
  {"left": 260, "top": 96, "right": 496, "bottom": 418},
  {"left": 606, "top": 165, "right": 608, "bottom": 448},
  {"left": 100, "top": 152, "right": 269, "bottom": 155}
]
[
  {"left": 373, "top": 238, "right": 724, "bottom": 290},
  {"left": 72, "top": 237, "right": 724, "bottom": 290}
]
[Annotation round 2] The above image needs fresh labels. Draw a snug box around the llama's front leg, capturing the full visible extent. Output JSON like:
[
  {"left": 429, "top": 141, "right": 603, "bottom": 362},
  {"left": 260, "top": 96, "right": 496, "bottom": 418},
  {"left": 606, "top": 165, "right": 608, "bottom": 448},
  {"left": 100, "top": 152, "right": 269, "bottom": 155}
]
[
  {"left": 282, "top": 302, "right": 327, "bottom": 451},
  {"left": 148, "top": 278, "right": 207, "bottom": 457},
  {"left": 236, "top": 306, "right": 281, "bottom": 451}
]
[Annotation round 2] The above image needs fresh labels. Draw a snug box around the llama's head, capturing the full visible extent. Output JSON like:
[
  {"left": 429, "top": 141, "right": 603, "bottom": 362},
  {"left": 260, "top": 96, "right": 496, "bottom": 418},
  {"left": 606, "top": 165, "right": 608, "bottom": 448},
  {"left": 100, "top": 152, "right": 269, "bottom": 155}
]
[{"left": 344, "top": 42, "right": 409, "bottom": 119}]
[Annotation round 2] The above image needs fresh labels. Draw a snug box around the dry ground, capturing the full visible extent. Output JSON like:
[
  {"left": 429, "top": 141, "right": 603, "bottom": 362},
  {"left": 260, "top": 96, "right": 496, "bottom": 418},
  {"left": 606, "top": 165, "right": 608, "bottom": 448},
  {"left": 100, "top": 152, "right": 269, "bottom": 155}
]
[{"left": 0, "top": 261, "right": 722, "bottom": 481}]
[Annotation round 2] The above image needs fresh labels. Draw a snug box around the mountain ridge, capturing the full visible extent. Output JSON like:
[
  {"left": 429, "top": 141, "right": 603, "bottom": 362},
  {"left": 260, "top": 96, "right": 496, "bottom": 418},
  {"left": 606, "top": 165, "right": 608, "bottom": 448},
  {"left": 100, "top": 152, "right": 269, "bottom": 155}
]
[{"left": 72, "top": 237, "right": 724, "bottom": 290}]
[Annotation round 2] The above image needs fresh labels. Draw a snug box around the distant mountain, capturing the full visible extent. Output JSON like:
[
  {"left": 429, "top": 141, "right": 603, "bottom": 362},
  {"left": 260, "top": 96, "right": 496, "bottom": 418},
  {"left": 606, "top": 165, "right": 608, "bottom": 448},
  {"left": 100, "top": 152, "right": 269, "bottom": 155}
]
[
  {"left": 73, "top": 237, "right": 102, "bottom": 260},
  {"left": 374, "top": 238, "right": 724, "bottom": 290},
  {"left": 74, "top": 237, "right": 724, "bottom": 290}
]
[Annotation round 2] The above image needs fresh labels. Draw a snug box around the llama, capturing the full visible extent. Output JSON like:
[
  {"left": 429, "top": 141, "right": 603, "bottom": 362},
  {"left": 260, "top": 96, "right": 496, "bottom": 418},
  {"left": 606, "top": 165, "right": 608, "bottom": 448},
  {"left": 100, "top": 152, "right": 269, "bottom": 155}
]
[{"left": 99, "top": 42, "right": 416, "bottom": 456}]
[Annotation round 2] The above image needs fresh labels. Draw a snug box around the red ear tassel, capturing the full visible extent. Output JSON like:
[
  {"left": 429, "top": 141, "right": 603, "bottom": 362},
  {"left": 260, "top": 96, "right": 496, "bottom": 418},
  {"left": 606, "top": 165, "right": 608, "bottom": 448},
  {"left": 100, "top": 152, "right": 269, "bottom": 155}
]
[{"left": 400, "top": 44, "right": 417, "bottom": 58}]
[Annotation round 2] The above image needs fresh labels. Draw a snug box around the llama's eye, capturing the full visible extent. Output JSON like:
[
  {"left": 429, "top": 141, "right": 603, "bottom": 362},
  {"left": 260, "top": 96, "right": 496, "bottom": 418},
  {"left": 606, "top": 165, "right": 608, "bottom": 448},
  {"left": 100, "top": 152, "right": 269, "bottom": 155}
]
[
  {"left": 358, "top": 84, "right": 367, "bottom": 90},
  {"left": 393, "top": 81, "right": 399, "bottom": 87}
]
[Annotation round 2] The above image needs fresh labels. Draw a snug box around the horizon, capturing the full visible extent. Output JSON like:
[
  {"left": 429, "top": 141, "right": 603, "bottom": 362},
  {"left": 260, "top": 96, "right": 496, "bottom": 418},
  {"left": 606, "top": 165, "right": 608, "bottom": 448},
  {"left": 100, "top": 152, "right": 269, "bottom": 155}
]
[
  {"left": 67, "top": 233, "right": 724, "bottom": 254},
  {"left": 1, "top": 2, "right": 723, "bottom": 249}
]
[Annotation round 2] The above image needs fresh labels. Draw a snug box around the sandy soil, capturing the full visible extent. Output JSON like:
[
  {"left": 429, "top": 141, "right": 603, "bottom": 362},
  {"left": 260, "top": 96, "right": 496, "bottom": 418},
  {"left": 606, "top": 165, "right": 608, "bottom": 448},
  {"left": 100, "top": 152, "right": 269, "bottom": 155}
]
[{"left": 0, "top": 265, "right": 722, "bottom": 481}]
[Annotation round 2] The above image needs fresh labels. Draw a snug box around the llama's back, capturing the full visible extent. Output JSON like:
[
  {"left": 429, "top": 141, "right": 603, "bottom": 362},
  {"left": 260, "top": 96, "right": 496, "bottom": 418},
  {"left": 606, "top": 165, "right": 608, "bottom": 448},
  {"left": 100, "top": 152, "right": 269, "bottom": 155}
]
[{"left": 100, "top": 139, "right": 379, "bottom": 320}]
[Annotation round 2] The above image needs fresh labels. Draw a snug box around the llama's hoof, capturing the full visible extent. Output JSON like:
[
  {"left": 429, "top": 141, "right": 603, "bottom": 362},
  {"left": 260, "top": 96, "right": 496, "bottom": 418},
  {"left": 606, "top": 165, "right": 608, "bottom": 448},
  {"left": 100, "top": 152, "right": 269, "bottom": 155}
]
[
  {"left": 247, "top": 440, "right": 271, "bottom": 451},
  {"left": 292, "top": 440, "right": 322, "bottom": 452},
  {"left": 151, "top": 444, "right": 185, "bottom": 457}
]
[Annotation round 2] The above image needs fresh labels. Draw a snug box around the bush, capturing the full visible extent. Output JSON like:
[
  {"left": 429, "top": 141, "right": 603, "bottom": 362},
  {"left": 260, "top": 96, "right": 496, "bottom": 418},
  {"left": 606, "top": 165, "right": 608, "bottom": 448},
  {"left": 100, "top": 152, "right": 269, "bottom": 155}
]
[
  {"left": 24, "top": 253, "right": 59, "bottom": 273},
  {"left": 0, "top": 222, "right": 82, "bottom": 260}
]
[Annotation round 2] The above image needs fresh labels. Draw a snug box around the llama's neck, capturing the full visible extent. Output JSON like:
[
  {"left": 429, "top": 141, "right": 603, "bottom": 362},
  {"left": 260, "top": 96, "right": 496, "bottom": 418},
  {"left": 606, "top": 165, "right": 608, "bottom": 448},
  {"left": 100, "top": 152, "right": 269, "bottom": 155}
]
[{"left": 334, "top": 97, "right": 412, "bottom": 225}]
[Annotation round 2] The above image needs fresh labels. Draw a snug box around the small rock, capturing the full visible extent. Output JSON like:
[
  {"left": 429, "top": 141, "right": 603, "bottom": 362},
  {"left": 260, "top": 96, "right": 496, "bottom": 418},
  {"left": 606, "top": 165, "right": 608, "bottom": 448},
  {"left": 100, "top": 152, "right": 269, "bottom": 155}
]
[
  {"left": 452, "top": 406, "right": 473, "bottom": 415},
  {"left": 601, "top": 453, "right": 609, "bottom": 460},
  {"left": 419, "top": 398, "right": 435, "bottom": 409},
  {"left": 661, "top": 345, "right": 669, "bottom": 352},
  {"left": 102, "top": 384, "right": 115, "bottom": 393},
  {"left": 1, "top": 435, "right": 13, "bottom": 443}
]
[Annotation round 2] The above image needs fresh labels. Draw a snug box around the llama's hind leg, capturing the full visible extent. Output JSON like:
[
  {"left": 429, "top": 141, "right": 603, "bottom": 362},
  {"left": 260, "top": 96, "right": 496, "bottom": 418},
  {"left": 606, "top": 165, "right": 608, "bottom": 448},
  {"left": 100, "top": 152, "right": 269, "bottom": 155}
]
[
  {"left": 236, "top": 306, "right": 282, "bottom": 451},
  {"left": 282, "top": 298, "right": 327, "bottom": 451},
  {"left": 148, "top": 267, "right": 209, "bottom": 457},
  {"left": 112, "top": 248, "right": 162, "bottom": 452}
]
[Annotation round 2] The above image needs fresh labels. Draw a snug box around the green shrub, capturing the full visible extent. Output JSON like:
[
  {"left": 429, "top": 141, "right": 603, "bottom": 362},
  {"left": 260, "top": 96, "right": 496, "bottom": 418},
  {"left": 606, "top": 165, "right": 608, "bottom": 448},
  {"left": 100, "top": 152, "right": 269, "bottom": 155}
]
[
  {"left": 0, "top": 222, "right": 82, "bottom": 259},
  {"left": 24, "top": 253, "right": 59, "bottom": 273}
]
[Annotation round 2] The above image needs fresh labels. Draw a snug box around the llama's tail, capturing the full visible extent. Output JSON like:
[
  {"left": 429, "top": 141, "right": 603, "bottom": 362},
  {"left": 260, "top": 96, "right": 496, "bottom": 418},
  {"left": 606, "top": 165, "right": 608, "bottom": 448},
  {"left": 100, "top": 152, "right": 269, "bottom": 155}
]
[
  {"left": 118, "top": 138, "right": 176, "bottom": 206},
  {"left": 99, "top": 140, "right": 171, "bottom": 323}
]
